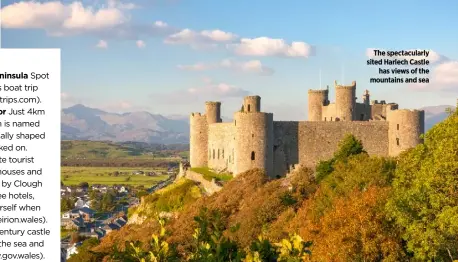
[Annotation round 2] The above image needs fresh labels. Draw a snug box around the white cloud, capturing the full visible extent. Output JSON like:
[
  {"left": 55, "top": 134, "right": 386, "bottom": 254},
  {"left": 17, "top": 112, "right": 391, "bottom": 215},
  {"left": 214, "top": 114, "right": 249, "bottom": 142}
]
[
  {"left": 177, "top": 59, "right": 274, "bottom": 75},
  {"left": 1, "top": 1, "right": 316, "bottom": 59},
  {"left": 229, "top": 37, "right": 314, "bottom": 58},
  {"left": 2, "top": 1, "right": 127, "bottom": 31},
  {"left": 96, "top": 39, "right": 108, "bottom": 48},
  {"left": 151, "top": 78, "right": 249, "bottom": 104},
  {"left": 164, "top": 28, "right": 237, "bottom": 49},
  {"left": 0, "top": 1, "right": 175, "bottom": 39},
  {"left": 409, "top": 60, "right": 458, "bottom": 92},
  {"left": 61, "top": 92, "right": 86, "bottom": 107},
  {"left": 154, "top": 21, "right": 168, "bottom": 28},
  {"left": 366, "top": 48, "right": 447, "bottom": 64},
  {"left": 136, "top": 40, "right": 146, "bottom": 48}
]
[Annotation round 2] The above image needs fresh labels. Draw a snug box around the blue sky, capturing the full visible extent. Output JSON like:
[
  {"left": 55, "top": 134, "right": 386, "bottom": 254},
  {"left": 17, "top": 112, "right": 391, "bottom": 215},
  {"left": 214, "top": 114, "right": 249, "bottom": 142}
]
[{"left": 1, "top": 0, "right": 457, "bottom": 119}]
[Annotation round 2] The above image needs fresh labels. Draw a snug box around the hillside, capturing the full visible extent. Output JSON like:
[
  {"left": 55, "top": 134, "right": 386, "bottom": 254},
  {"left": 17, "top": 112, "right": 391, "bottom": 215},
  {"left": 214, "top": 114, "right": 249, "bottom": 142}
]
[
  {"left": 65, "top": 106, "right": 458, "bottom": 262},
  {"left": 61, "top": 104, "right": 189, "bottom": 144}
]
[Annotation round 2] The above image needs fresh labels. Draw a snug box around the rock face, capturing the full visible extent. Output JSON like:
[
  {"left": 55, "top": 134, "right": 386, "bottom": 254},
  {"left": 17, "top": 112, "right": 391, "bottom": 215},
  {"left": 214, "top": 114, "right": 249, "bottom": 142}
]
[{"left": 61, "top": 104, "right": 189, "bottom": 144}]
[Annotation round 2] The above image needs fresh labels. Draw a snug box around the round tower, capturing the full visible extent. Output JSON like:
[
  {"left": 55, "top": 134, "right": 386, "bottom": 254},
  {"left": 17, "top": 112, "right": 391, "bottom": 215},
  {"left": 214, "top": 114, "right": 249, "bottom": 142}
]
[
  {"left": 243, "top": 96, "right": 261, "bottom": 113},
  {"left": 205, "top": 101, "right": 222, "bottom": 124},
  {"left": 335, "top": 80, "right": 356, "bottom": 121},
  {"left": 387, "top": 109, "right": 425, "bottom": 157},
  {"left": 308, "top": 89, "right": 329, "bottom": 121},
  {"left": 233, "top": 111, "right": 274, "bottom": 177},
  {"left": 189, "top": 112, "right": 208, "bottom": 168}
]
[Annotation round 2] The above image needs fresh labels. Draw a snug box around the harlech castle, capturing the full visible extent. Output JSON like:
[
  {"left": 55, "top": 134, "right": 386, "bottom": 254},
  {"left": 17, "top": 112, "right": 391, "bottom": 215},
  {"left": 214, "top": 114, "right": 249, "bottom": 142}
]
[{"left": 189, "top": 80, "right": 425, "bottom": 178}]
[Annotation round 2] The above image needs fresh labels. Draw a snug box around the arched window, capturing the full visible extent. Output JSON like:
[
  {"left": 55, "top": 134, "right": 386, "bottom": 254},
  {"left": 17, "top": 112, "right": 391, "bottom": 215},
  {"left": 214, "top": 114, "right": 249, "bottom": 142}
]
[
  {"left": 397, "top": 124, "right": 399, "bottom": 130},
  {"left": 218, "top": 149, "right": 220, "bottom": 159},
  {"left": 222, "top": 149, "right": 224, "bottom": 158},
  {"left": 396, "top": 138, "right": 400, "bottom": 146},
  {"left": 248, "top": 104, "right": 251, "bottom": 112},
  {"left": 213, "top": 149, "right": 215, "bottom": 159},
  {"left": 251, "top": 151, "right": 255, "bottom": 160}
]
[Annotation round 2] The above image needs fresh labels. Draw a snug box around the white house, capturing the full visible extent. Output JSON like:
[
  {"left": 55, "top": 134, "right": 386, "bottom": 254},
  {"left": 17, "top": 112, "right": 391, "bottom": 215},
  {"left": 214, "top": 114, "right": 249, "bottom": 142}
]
[
  {"left": 66, "top": 242, "right": 82, "bottom": 259},
  {"left": 74, "top": 199, "right": 85, "bottom": 208}
]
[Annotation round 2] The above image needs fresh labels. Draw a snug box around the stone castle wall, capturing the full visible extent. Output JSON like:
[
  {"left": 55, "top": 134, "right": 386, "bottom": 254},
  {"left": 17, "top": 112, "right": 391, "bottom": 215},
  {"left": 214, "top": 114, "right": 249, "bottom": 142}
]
[
  {"left": 335, "top": 82, "right": 356, "bottom": 121},
  {"left": 185, "top": 170, "right": 222, "bottom": 195},
  {"left": 189, "top": 113, "right": 208, "bottom": 168},
  {"left": 208, "top": 122, "right": 235, "bottom": 172},
  {"left": 272, "top": 121, "right": 389, "bottom": 176},
  {"left": 387, "top": 109, "right": 425, "bottom": 156},
  {"left": 234, "top": 111, "right": 274, "bottom": 177}
]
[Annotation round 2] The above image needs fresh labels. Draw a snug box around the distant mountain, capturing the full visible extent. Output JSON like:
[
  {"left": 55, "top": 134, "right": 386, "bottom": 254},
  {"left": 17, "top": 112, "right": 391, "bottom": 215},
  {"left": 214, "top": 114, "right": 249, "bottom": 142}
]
[
  {"left": 61, "top": 104, "right": 189, "bottom": 144},
  {"left": 421, "top": 105, "right": 456, "bottom": 131}
]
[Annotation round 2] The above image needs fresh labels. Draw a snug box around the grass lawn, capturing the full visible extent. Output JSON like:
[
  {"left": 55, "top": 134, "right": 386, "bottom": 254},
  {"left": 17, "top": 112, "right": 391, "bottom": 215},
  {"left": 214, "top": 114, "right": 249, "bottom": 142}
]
[
  {"left": 61, "top": 167, "right": 170, "bottom": 187},
  {"left": 190, "top": 167, "right": 232, "bottom": 182}
]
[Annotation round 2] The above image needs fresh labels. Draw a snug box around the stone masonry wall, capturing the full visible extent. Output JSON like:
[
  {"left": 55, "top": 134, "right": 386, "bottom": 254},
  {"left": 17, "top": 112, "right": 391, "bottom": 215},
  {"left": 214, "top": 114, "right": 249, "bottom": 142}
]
[
  {"left": 273, "top": 121, "right": 389, "bottom": 176},
  {"left": 185, "top": 170, "right": 222, "bottom": 195},
  {"left": 208, "top": 122, "right": 235, "bottom": 172}
]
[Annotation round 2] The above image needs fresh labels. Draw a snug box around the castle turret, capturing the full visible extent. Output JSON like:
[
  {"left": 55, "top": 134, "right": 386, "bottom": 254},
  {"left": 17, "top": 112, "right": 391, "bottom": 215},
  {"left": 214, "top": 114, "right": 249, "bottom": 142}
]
[
  {"left": 308, "top": 88, "right": 329, "bottom": 121},
  {"left": 243, "top": 96, "right": 261, "bottom": 113},
  {"left": 363, "top": 90, "right": 370, "bottom": 106},
  {"left": 205, "top": 101, "right": 222, "bottom": 124},
  {"left": 335, "top": 80, "right": 356, "bottom": 121},
  {"left": 189, "top": 112, "right": 208, "bottom": 168},
  {"left": 387, "top": 109, "right": 425, "bottom": 156},
  {"left": 233, "top": 110, "right": 274, "bottom": 177}
]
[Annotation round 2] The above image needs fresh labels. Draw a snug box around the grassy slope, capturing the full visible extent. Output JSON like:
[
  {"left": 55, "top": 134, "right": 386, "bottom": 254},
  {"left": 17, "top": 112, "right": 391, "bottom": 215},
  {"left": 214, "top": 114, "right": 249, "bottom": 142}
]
[
  {"left": 128, "top": 178, "right": 202, "bottom": 218},
  {"left": 190, "top": 167, "right": 233, "bottom": 181}
]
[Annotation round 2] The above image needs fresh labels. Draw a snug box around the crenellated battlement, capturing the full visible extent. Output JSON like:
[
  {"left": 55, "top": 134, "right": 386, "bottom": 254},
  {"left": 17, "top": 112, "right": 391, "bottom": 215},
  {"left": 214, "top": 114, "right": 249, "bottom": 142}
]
[
  {"left": 335, "top": 80, "right": 357, "bottom": 89},
  {"left": 190, "top": 83, "right": 424, "bottom": 179},
  {"left": 205, "top": 101, "right": 221, "bottom": 106},
  {"left": 308, "top": 89, "right": 329, "bottom": 94}
]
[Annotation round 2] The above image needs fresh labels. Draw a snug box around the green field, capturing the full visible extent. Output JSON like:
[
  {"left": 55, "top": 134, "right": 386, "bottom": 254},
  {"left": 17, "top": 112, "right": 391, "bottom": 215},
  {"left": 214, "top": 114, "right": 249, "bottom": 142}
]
[
  {"left": 61, "top": 140, "right": 187, "bottom": 160},
  {"left": 61, "top": 167, "right": 170, "bottom": 187}
]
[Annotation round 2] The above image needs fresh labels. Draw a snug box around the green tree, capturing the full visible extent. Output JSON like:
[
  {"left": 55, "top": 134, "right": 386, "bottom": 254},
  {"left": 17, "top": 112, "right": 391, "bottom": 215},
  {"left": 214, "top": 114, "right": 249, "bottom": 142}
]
[
  {"left": 386, "top": 108, "right": 458, "bottom": 260},
  {"left": 316, "top": 134, "right": 366, "bottom": 182},
  {"left": 111, "top": 218, "right": 179, "bottom": 262},
  {"left": 188, "top": 208, "right": 243, "bottom": 262}
]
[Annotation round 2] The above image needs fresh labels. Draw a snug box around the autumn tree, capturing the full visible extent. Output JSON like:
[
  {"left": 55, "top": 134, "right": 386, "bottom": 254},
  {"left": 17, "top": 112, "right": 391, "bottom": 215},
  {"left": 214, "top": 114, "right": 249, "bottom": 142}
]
[
  {"left": 306, "top": 187, "right": 405, "bottom": 261},
  {"left": 386, "top": 108, "right": 458, "bottom": 260}
]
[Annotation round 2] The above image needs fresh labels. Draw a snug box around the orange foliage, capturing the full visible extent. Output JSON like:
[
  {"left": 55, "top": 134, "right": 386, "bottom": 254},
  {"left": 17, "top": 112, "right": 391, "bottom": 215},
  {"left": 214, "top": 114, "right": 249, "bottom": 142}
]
[
  {"left": 93, "top": 221, "right": 160, "bottom": 253},
  {"left": 297, "top": 186, "right": 405, "bottom": 261}
]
